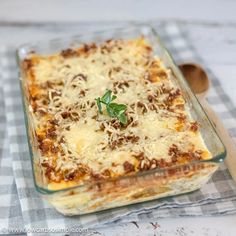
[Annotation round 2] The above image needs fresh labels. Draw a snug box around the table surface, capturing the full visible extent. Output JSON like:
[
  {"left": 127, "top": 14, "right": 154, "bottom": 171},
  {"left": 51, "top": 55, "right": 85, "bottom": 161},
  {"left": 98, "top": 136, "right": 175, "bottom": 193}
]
[{"left": 1, "top": 1, "right": 236, "bottom": 235}]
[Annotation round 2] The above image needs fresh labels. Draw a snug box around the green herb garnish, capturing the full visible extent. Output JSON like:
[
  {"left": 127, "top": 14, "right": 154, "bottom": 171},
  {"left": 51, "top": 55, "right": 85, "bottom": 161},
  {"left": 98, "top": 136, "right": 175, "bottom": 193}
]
[{"left": 95, "top": 90, "right": 128, "bottom": 125}]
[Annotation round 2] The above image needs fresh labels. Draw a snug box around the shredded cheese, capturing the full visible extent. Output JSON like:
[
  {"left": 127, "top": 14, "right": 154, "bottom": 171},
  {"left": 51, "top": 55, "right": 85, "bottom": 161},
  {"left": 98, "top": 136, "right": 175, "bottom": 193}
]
[{"left": 23, "top": 38, "right": 211, "bottom": 189}]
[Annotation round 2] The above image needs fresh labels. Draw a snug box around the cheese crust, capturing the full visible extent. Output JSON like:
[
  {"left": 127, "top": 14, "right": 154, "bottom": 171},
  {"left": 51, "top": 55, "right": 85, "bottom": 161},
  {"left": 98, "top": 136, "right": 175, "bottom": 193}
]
[{"left": 22, "top": 38, "right": 211, "bottom": 190}]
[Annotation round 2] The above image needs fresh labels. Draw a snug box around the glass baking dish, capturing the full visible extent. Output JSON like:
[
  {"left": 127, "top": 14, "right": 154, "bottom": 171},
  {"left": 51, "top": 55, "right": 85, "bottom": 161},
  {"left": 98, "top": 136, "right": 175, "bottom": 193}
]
[{"left": 17, "top": 25, "right": 226, "bottom": 216}]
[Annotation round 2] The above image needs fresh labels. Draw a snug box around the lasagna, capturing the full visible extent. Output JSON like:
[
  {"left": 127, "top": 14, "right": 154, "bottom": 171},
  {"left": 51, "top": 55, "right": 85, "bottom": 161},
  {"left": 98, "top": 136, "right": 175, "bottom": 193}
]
[{"left": 22, "top": 37, "right": 211, "bottom": 191}]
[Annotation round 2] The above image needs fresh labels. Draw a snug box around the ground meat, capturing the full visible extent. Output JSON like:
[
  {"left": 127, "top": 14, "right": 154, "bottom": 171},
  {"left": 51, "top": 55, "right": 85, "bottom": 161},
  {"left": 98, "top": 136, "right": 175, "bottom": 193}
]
[
  {"left": 41, "top": 162, "right": 55, "bottom": 178},
  {"left": 83, "top": 43, "right": 97, "bottom": 53},
  {"left": 23, "top": 59, "right": 33, "bottom": 70},
  {"left": 61, "top": 111, "right": 70, "bottom": 119},
  {"left": 39, "top": 139, "right": 53, "bottom": 154},
  {"left": 165, "top": 89, "right": 181, "bottom": 106},
  {"left": 49, "top": 119, "right": 59, "bottom": 126},
  {"left": 189, "top": 121, "right": 199, "bottom": 132},
  {"left": 61, "top": 48, "right": 78, "bottom": 58},
  {"left": 123, "top": 161, "right": 135, "bottom": 173},
  {"left": 102, "top": 169, "right": 111, "bottom": 177},
  {"left": 168, "top": 144, "right": 180, "bottom": 157},
  {"left": 109, "top": 133, "right": 140, "bottom": 150},
  {"left": 147, "top": 94, "right": 156, "bottom": 103},
  {"left": 79, "top": 90, "right": 86, "bottom": 97},
  {"left": 65, "top": 172, "right": 76, "bottom": 181},
  {"left": 110, "top": 119, "right": 122, "bottom": 129},
  {"left": 46, "top": 127, "right": 57, "bottom": 139}
]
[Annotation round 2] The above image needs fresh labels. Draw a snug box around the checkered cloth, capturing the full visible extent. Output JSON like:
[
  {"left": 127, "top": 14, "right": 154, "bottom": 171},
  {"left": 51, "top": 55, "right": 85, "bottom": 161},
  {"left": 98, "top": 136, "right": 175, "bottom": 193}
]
[
  {"left": 0, "top": 50, "right": 24, "bottom": 235},
  {"left": 1, "top": 22, "right": 236, "bottom": 235}
]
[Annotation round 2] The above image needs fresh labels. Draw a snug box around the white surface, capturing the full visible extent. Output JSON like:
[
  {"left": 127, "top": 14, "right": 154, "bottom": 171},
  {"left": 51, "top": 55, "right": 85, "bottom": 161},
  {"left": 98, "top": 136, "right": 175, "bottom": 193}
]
[
  {"left": 1, "top": 0, "right": 236, "bottom": 23},
  {"left": 95, "top": 215, "right": 236, "bottom": 236},
  {"left": 0, "top": 1, "right": 236, "bottom": 235}
]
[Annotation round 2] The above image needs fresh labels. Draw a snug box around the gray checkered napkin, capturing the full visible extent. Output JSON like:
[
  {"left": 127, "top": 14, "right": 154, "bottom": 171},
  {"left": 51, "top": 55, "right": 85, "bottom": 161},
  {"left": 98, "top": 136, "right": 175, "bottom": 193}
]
[
  {"left": 1, "top": 22, "right": 236, "bottom": 234},
  {"left": 0, "top": 49, "right": 24, "bottom": 234}
]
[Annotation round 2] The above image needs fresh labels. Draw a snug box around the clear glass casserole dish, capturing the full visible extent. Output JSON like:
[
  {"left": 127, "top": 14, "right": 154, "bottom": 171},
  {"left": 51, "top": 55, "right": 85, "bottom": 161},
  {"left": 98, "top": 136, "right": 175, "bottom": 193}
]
[{"left": 17, "top": 25, "right": 226, "bottom": 216}]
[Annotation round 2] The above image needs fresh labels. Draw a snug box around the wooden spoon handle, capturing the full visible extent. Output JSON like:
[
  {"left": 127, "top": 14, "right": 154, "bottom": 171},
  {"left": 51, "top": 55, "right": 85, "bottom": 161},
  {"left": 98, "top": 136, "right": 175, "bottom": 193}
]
[{"left": 199, "top": 98, "right": 236, "bottom": 182}]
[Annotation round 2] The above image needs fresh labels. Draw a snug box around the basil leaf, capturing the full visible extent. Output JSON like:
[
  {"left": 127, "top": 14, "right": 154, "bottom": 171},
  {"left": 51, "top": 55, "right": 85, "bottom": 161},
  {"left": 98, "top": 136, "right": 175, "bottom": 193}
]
[
  {"left": 95, "top": 98, "right": 102, "bottom": 114},
  {"left": 108, "top": 103, "right": 127, "bottom": 118},
  {"left": 101, "top": 90, "right": 112, "bottom": 104},
  {"left": 111, "top": 95, "right": 117, "bottom": 101},
  {"left": 95, "top": 90, "right": 128, "bottom": 124},
  {"left": 118, "top": 113, "right": 128, "bottom": 125},
  {"left": 109, "top": 103, "right": 127, "bottom": 112},
  {"left": 106, "top": 105, "right": 116, "bottom": 117}
]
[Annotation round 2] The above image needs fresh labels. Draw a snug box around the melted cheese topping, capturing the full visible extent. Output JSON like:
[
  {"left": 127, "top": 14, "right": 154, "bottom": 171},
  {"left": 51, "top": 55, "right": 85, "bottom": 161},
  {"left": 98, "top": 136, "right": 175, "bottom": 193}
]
[{"left": 23, "top": 38, "right": 211, "bottom": 190}]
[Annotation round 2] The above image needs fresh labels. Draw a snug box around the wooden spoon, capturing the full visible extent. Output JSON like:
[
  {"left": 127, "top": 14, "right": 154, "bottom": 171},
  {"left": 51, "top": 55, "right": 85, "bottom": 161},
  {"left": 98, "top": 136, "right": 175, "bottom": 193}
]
[{"left": 179, "top": 63, "right": 236, "bottom": 183}]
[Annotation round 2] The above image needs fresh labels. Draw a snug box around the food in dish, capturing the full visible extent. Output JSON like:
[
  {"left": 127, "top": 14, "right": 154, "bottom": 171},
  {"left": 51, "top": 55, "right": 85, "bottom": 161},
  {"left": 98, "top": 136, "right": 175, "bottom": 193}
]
[{"left": 20, "top": 35, "right": 219, "bottom": 215}]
